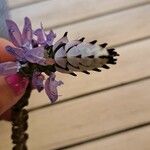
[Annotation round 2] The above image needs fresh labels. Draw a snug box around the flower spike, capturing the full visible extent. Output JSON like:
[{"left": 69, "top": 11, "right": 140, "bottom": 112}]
[{"left": 2, "top": 17, "right": 119, "bottom": 103}]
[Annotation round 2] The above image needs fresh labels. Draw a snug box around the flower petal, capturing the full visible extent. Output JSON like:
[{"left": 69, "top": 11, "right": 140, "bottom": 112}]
[
  {"left": 34, "top": 23, "right": 46, "bottom": 45},
  {"left": 45, "top": 73, "right": 63, "bottom": 103},
  {"left": 32, "top": 72, "right": 45, "bottom": 92},
  {"left": 6, "top": 19, "right": 23, "bottom": 47},
  {"left": 25, "top": 46, "right": 46, "bottom": 65},
  {"left": 46, "top": 30, "right": 56, "bottom": 46},
  {"left": 22, "top": 17, "right": 32, "bottom": 45},
  {"left": 0, "top": 61, "right": 18, "bottom": 75},
  {"left": 6, "top": 45, "right": 26, "bottom": 61}
]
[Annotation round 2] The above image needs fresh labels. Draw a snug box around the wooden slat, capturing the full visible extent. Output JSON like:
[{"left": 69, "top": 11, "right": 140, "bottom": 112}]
[
  {"left": 18, "top": 79, "right": 150, "bottom": 149},
  {"left": 1, "top": 79, "right": 150, "bottom": 150},
  {"left": 9, "top": 0, "right": 149, "bottom": 29},
  {"left": 54, "top": 4, "right": 150, "bottom": 46},
  {"left": 68, "top": 126, "right": 150, "bottom": 150},
  {"left": 8, "top": 0, "right": 41, "bottom": 9},
  {"left": 0, "top": 122, "right": 11, "bottom": 150},
  {"left": 28, "top": 37, "right": 150, "bottom": 108}
]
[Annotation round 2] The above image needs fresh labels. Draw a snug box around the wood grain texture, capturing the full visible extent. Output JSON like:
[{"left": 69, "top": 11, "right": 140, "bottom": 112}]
[
  {"left": 1, "top": 79, "right": 150, "bottom": 150},
  {"left": 68, "top": 126, "right": 150, "bottom": 150},
  {"left": 0, "top": 121, "right": 11, "bottom": 150},
  {"left": 8, "top": 0, "right": 42, "bottom": 9},
  {"left": 28, "top": 38, "right": 150, "bottom": 108},
  {"left": 54, "top": 4, "right": 150, "bottom": 46},
  {"left": 9, "top": 0, "right": 149, "bottom": 29},
  {"left": 23, "top": 79, "right": 150, "bottom": 149}
]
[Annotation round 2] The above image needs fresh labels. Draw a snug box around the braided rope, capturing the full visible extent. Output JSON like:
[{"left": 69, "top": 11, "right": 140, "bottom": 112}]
[{"left": 11, "top": 84, "right": 32, "bottom": 150}]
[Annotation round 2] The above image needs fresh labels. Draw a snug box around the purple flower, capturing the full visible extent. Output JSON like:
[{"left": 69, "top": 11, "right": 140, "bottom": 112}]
[
  {"left": 24, "top": 46, "right": 47, "bottom": 65},
  {"left": 6, "top": 17, "right": 33, "bottom": 62},
  {"left": 32, "top": 72, "right": 45, "bottom": 92},
  {"left": 6, "top": 17, "right": 32, "bottom": 50},
  {"left": 5, "top": 17, "right": 46, "bottom": 65},
  {"left": 22, "top": 17, "right": 32, "bottom": 46},
  {"left": 0, "top": 61, "right": 19, "bottom": 75},
  {"left": 34, "top": 23, "right": 56, "bottom": 46},
  {"left": 45, "top": 73, "right": 63, "bottom": 103},
  {"left": 4, "top": 17, "right": 63, "bottom": 103},
  {"left": 32, "top": 72, "right": 63, "bottom": 102},
  {"left": 6, "top": 46, "right": 26, "bottom": 62}
]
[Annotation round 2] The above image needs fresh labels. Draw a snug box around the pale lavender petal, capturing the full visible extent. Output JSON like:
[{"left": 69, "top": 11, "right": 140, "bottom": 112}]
[
  {"left": 6, "top": 45, "right": 26, "bottom": 61},
  {"left": 25, "top": 46, "right": 46, "bottom": 65},
  {"left": 0, "top": 61, "right": 18, "bottom": 75},
  {"left": 45, "top": 73, "right": 63, "bottom": 103},
  {"left": 34, "top": 27, "right": 46, "bottom": 45},
  {"left": 32, "top": 72, "right": 45, "bottom": 92},
  {"left": 22, "top": 17, "right": 32, "bottom": 45},
  {"left": 46, "top": 30, "right": 56, "bottom": 46},
  {"left": 6, "top": 19, "right": 23, "bottom": 47}
]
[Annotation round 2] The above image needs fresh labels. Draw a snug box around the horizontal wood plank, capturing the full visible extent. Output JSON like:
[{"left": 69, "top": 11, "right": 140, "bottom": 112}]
[
  {"left": 1, "top": 79, "right": 150, "bottom": 150},
  {"left": 9, "top": 0, "right": 149, "bottom": 29},
  {"left": 68, "top": 125, "right": 150, "bottom": 150},
  {"left": 22, "top": 79, "right": 150, "bottom": 149},
  {"left": 54, "top": 4, "right": 150, "bottom": 46},
  {"left": 8, "top": 0, "right": 41, "bottom": 9},
  {"left": 0, "top": 122, "right": 11, "bottom": 150},
  {"left": 29, "top": 37, "right": 150, "bottom": 108}
]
